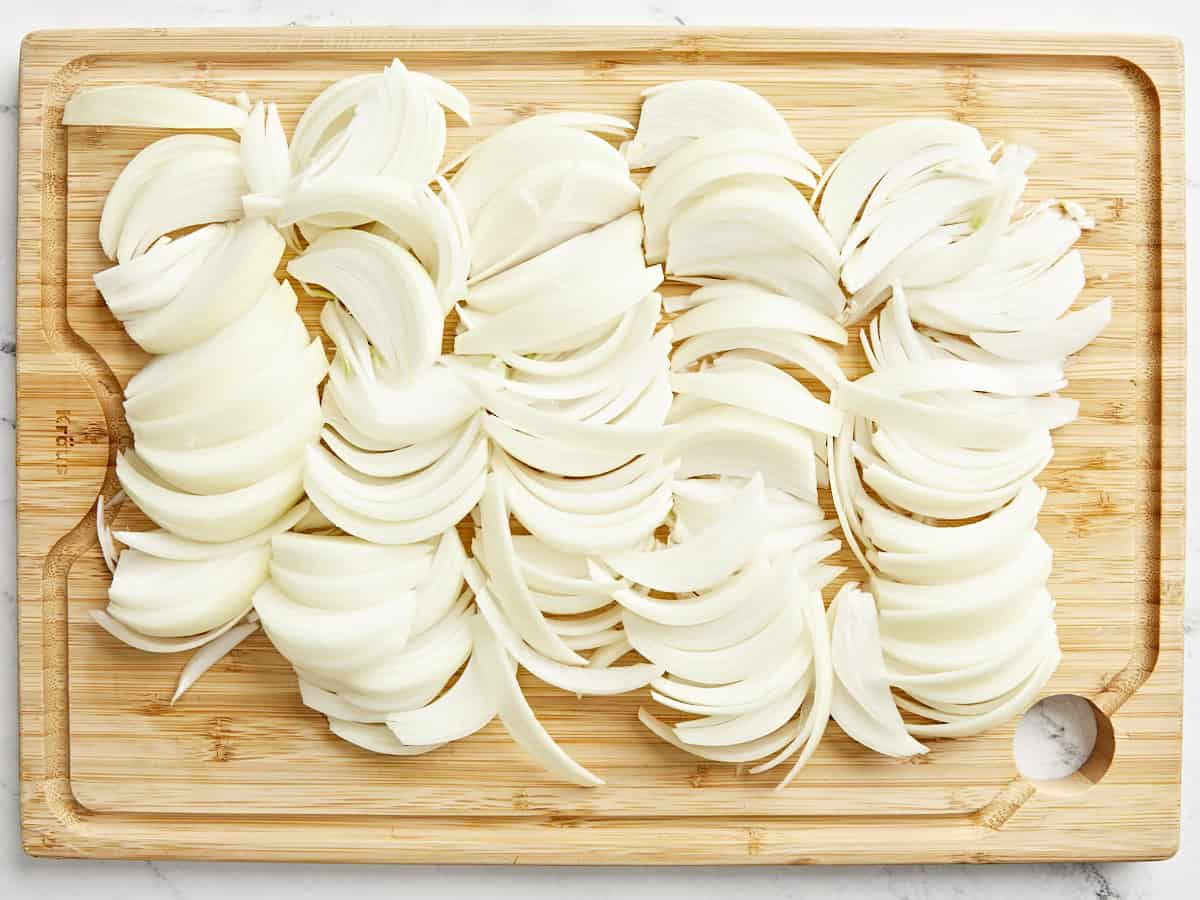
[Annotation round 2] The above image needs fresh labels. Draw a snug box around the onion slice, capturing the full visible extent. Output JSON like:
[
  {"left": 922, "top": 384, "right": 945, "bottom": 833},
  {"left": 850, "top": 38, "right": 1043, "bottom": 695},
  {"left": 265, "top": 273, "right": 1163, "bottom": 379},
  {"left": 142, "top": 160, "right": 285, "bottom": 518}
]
[
  {"left": 471, "top": 616, "right": 604, "bottom": 786},
  {"left": 64, "top": 85, "right": 248, "bottom": 130}
]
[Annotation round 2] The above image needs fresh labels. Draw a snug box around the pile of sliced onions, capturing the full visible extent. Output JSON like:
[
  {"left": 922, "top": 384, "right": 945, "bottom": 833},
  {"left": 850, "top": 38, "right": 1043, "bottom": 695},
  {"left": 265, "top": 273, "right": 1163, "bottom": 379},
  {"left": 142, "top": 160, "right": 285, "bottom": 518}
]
[
  {"left": 252, "top": 529, "right": 496, "bottom": 753},
  {"left": 69, "top": 67, "right": 1110, "bottom": 787},
  {"left": 814, "top": 117, "right": 1107, "bottom": 747}
]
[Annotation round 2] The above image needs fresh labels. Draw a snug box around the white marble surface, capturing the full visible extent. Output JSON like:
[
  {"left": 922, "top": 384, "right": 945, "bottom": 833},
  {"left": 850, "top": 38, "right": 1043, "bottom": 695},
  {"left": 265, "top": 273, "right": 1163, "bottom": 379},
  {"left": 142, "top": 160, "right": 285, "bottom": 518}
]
[{"left": 1, "top": 1, "right": 1196, "bottom": 895}]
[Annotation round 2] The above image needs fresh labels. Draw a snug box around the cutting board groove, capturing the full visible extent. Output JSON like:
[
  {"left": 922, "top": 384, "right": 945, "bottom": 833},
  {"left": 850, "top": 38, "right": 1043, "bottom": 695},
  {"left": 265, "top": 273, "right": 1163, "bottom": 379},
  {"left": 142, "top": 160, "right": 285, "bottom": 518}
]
[{"left": 17, "top": 27, "right": 1185, "bottom": 864}]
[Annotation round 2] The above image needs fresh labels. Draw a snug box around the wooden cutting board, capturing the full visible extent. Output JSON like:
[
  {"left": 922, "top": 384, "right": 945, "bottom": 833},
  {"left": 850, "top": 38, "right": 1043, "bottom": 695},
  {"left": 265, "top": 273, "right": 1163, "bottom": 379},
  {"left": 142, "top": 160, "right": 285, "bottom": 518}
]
[{"left": 16, "top": 27, "right": 1185, "bottom": 864}]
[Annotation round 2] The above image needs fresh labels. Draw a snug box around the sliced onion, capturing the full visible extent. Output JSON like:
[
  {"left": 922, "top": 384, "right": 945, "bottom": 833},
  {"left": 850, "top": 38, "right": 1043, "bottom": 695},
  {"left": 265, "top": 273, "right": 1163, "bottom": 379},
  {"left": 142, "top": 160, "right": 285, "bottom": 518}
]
[
  {"left": 328, "top": 718, "right": 443, "bottom": 756},
  {"left": 170, "top": 622, "right": 259, "bottom": 704},
  {"left": 971, "top": 298, "right": 1112, "bottom": 362},
  {"left": 386, "top": 653, "right": 497, "bottom": 745},
  {"left": 470, "top": 616, "right": 604, "bottom": 786},
  {"left": 475, "top": 473, "right": 588, "bottom": 665},
  {"left": 240, "top": 101, "right": 291, "bottom": 198},
  {"left": 828, "top": 584, "right": 927, "bottom": 757},
  {"left": 643, "top": 129, "right": 820, "bottom": 261},
  {"left": 288, "top": 228, "right": 442, "bottom": 378},
  {"left": 465, "top": 560, "right": 661, "bottom": 696},
  {"left": 605, "top": 474, "right": 765, "bottom": 592},
  {"left": 94, "top": 223, "right": 229, "bottom": 319},
  {"left": 624, "top": 80, "right": 801, "bottom": 169},
  {"left": 109, "top": 137, "right": 248, "bottom": 265},
  {"left": 125, "top": 218, "right": 285, "bottom": 354},
  {"left": 64, "top": 85, "right": 248, "bottom": 130}
]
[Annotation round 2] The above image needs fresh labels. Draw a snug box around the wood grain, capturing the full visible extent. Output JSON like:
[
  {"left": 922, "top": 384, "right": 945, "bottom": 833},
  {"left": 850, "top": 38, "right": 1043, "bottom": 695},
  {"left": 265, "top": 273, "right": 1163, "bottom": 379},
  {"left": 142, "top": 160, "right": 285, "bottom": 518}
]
[{"left": 16, "top": 27, "right": 1185, "bottom": 864}]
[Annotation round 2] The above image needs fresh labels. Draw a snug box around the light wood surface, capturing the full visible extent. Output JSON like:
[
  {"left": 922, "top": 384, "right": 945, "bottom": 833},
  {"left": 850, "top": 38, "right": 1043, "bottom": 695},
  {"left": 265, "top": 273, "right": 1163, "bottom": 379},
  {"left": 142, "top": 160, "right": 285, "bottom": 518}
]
[{"left": 16, "top": 27, "right": 1185, "bottom": 864}]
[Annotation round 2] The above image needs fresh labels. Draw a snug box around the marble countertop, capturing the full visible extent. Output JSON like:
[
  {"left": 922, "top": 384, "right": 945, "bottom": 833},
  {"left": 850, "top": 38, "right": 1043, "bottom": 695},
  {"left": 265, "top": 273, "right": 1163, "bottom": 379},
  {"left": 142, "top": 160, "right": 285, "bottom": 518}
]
[{"left": 2, "top": 1, "right": 1196, "bottom": 896}]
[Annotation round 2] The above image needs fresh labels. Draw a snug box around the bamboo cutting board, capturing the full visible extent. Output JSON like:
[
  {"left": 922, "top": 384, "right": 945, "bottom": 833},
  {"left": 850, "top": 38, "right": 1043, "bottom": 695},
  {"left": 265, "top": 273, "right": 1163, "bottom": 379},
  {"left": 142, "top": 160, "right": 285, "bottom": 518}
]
[{"left": 16, "top": 27, "right": 1186, "bottom": 864}]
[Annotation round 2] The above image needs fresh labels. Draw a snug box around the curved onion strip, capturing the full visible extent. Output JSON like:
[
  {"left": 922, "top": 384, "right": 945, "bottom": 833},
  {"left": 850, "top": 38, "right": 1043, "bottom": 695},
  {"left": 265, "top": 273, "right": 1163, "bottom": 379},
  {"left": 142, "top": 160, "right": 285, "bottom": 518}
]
[
  {"left": 502, "top": 466, "right": 673, "bottom": 556},
  {"left": 546, "top": 605, "right": 622, "bottom": 636},
  {"left": 270, "top": 532, "right": 432, "bottom": 577},
  {"left": 240, "top": 101, "right": 291, "bottom": 197},
  {"left": 97, "top": 135, "right": 233, "bottom": 260},
  {"left": 115, "top": 500, "right": 309, "bottom": 562},
  {"left": 134, "top": 395, "right": 323, "bottom": 496},
  {"left": 89, "top": 607, "right": 246, "bottom": 655},
  {"left": 464, "top": 211, "right": 645, "bottom": 316},
  {"left": 95, "top": 223, "right": 229, "bottom": 319},
  {"left": 855, "top": 357, "right": 1066, "bottom": 398},
  {"left": 493, "top": 326, "right": 670, "bottom": 403},
  {"left": 610, "top": 551, "right": 776, "bottom": 628},
  {"left": 328, "top": 718, "right": 443, "bottom": 756},
  {"left": 668, "top": 181, "right": 840, "bottom": 290},
  {"left": 872, "top": 536, "right": 1052, "bottom": 623},
  {"left": 667, "top": 406, "right": 818, "bottom": 502},
  {"left": 643, "top": 130, "right": 820, "bottom": 261},
  {"left": 299, "top": 679, "right": 389, "bottom": 724},
  {"left": 118, "top": 450, "right": 304, "bottom": 544},
  {"left": 499, "top": 294, "right": 656, "bottom": 377},
  {"left": 106, "top": 545, "right": 266, "bottom": 638},
  {"left": 304, "top": 467, "right": 484, "bottom": 546},
  {"left": 252, "top": 579, "right": 415, "bottom": 668},
  {"left": 561, "top": 628, "right": 625, "bottom": 650},
  {"left": 889, "top": 626, "right": 1057, "bottom": 706},
  {"left": 323, "top": 359, "right": 480, "bottom": 448},
  {"left": 465, "top": 560, "right": 661, "bottom": 696},
  {"left": 129, "top": 336, "right": 326, "bottom": 450},
  {"left": 470, "top": 616, "right": 604, "bottom": 786},
  {"left": 304, "top": 425, "right": 484, "bottom": 513},
  {"left": 638, "top": 708, "right": 804, "bottom": 765},
  {"left": 476, "top": 474, "right": 588, "bottom": 665},
  {"left": 624, "top": 592, "right": 802, "bottom": 686},
  {"left": 124, "top": 279, "right": 301, "bottom": 412},
  {"left": 670, "top": 284, "right": 846, "bottom": 346},
  {"left": 458, "top": 263, "right": 663, "bottom": 355},
  {"left": 605, "top": 474, "right": 765, "bottom": 592},
  {"left": 815, "top": 119, "right": 988, "bottom": 246},
  {"left": 746, "top": 583, "right": 833, "bottom": 787},
  {"left": 881, "top": 591, "right": 1054, "bottom": 672},
  {"left": 670, "top": 360, "right": 843, "bottom": 436},
  {"left": 652, "top": 648, "right": 811, "bottom": 712},
  {"left": 387, "top": 653, "right": 497, "bottom": 746},
  {"left": 443, "top": 111, "right": 631, "bottom": 176},
  {"left": 861, "top": 460, "right": 1027, "bottom": 520},
  {"left": 671, "top": 328, "right": 845, "bottom": 389},
  {"left": 170, "top": 622, "right": 259, "bottom": 704},
  {"left": 901, "top": 646, "right": 1061, "bottom": 738},
  {"left": 316, "top": 596, "right": 472, "bottom": 700},
  {"left": 510, "top": 535, "right": 621, "bottom": 598},
  {"left": 833, "top": 379, "right": 1036, "bottom": 450},
  {"left": 470, "top": 161, "right": 640, "bottom": 281},
  {"left": 497, "top": 450, "right": 675, "bottom": 517},
  {"left": 321, "top": 424, "right": 462, "bottom": 479},
  {"left": 624, "top": 80, "right": 800, "bottom": 169},
  {"left": 412, "top": 530, "right": 469, "bottom": 634},
  {"left": 278, "top": 176, "right": 468, "bottom": 309},
  {"left": 125, "top": 218, "right": 285, "bottom": 354},
  {"left": 868, "top": 428, "right": 1052, "bottom": 494},
  {"left": 588, "top": 637, "right": 635, "bottom": 669},
  {"left": 626, "top": 567, "right": 794, "bottom": 654},
  {"left": 673, "top": 676, "right": 810, "bottom": 747},
  {"left": 65, "top": 85, "right": 248, "bottom": 129},
  {"left": 827, "top": 584, "right": 928, "bottom": 757},
  {"left": 482, "top": 414, "right": 634, "bottom": 478},
  {"left": 971, "top": 298, "right": 1112, "bottom": 362},
  {"left": 289, "top": 229, "right": 443, "bottom": 377}
]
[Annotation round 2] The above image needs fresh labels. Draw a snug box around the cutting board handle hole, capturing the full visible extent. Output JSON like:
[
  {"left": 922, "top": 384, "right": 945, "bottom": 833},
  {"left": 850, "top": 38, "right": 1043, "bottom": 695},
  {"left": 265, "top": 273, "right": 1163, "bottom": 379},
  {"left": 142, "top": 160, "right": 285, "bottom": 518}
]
[{"left": 1013, "top": 694, "right": 1115, "bottom": 795}]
